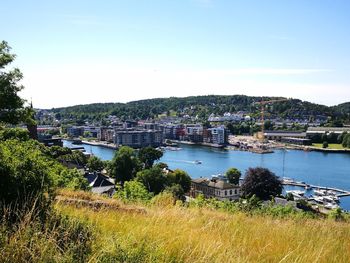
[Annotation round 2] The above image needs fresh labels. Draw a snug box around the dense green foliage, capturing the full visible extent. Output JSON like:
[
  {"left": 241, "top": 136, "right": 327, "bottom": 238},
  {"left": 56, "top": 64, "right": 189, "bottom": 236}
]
[
  {"left": 108, "top": 146, "right": 141, "bottom": 185},
  {"left": 115, "top": 180, "right": 153, "bottom": 201},
  {"left": 342, "top": 133, "right": 350, "bottom": 148},
  {"left": 0, "top": 128, "right": 90, "bottom": 220},
  {"left": 0, "top": 41, "right": 26, "bottom": 124},
  {"left": 331, "top": 102, "right": 350, "bottom": 120},
  {"left": 166, "top": 169, "right": 191, "bottom": 193},
  {"left": 0, "top": 127, "right": 30, "bottom": 141},
  {"left": 50, "top": 95, "right": 349, "bottom": 123},
  {"left": 241, "top": 167, "right": 282, "bottom": 200},
  {"left": 136, "top": 167, "right": 169, "bottom": 194},
  {"left": 225, "top": 167, "right": 241, "bottom": 185},
  {"left": 138, "top": 147, "right": 163, "bottom": 169},
  {"left": 86, "top": 156, "right": 105, "bottom": 172},
  {"left": 0, "top": 139, "right": 55, "bottom": 220}
]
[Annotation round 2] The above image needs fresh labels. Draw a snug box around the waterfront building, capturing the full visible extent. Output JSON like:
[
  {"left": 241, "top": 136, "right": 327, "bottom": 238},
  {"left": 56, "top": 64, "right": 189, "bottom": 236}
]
[
  {"left": 161, "top": 124, "right": 178, "bottom": 140},
  {"left": 208, "top": 126, "right": 227, "bottom": 145},
  {"left": 67, "top": 126, "right": 84, "bottom": 138},
  {"left": 98, "top": 127, "right": 115, "bottom": 142},
  {"left": 190, "top": 176, "right": 240, "bottom": 201},
  {"left": 114, "top": 129, "right": 163, "bottom": 148},
  {"left": 202, "top": 128, "right": 212, "bottom": 143},
  {"left": 83, "top": 126, "right": 99, "bottom": 138},
  {"left": 185, "top": 124, "right": 203, "bottom": 142},
  {"left": 98, "top": 127, "right": 108, "bottom": 141}
]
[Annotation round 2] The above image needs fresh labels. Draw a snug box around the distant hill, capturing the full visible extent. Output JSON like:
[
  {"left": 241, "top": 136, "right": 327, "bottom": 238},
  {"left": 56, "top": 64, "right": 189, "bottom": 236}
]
[
  {"left": 332, "top": 102, "right": 350, "bottom": 116},
  {"left": 49, "top": 95, "right": 348, "bottom": 122}
]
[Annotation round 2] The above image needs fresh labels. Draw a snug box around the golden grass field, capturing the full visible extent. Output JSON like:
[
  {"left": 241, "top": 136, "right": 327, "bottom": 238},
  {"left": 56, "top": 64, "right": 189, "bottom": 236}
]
[{"left": 56, "top": 191, "right": 350, "bottom": 263}]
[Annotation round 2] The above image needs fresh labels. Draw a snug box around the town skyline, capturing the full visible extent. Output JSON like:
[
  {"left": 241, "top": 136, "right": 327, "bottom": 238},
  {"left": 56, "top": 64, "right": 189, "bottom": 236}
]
[{"left": 1, "top": 0, "right": 349, "bottom": 108}]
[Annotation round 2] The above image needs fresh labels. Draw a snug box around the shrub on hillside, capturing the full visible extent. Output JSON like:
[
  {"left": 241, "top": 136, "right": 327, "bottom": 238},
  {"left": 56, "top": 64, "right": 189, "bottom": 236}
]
[{"left": 241, "top": 167, "right": 282, "bottom": 200}]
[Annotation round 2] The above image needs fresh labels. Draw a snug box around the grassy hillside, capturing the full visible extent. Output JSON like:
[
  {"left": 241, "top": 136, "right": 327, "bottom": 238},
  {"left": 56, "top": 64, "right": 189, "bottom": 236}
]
[{"left": 54, "top": 192, "right": 350, "bottom": 263}]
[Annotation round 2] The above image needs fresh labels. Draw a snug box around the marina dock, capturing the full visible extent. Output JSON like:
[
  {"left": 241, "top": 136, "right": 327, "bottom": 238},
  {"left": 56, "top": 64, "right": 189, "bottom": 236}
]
[{"left": 282, "top": 179, "right": 350, "bottom": 197}]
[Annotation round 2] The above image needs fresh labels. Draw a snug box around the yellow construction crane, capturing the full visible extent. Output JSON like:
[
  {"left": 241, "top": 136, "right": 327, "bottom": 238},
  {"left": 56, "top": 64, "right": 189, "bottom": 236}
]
[{"left": 253, "top": 98, "right": 290, "bottom": 141}]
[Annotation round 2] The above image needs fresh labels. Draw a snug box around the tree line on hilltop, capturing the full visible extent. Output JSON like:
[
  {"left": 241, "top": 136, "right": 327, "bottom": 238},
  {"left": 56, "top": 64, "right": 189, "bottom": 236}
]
[{"left": 50, "top": 95, "right": 349, "bottom": 124}]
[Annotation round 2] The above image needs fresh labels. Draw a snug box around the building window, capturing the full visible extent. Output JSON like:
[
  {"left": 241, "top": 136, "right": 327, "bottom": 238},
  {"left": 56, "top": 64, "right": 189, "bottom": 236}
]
[
  {"left": 225, "top": 190, "right": 227, "bottom": 196},
  {"left": 235, "top": 189, "right": 237, "bottom": 195},
  {"left": 230, "top": 190, "right": 232, "bottom": 195}
]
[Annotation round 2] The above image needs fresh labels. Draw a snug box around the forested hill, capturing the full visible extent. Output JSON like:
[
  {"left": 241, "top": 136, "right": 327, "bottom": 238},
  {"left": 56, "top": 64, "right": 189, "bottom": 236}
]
[
  {"left": 332, "top": 102, "right": 350, "bottom": 117},
  {"left": 49, "top": 95, "right": 349, "bottom": 122}
]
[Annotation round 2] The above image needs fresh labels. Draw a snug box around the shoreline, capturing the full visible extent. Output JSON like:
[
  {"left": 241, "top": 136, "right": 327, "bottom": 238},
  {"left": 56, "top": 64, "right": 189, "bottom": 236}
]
[
  {"left": 66, "top": 139, "right": 350, "bottom": 154},
  {"left": 81, "top": 140, "right": 118, "bottom": 150}
]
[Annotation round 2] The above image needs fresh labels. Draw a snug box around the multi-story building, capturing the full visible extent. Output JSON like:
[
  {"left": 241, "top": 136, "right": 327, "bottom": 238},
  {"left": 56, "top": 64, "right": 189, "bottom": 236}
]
[
  {"left": 161, "top": 124, "right": 186, "bottom": 140},
  {"left": 208, "top": 126, "right": 226, "bottom": 145},
  {"left": 83, "top": 126, "right": 99, "bottom": 138},
  {"left": 67, "top": 126, "right": 84, "bottom": 138},
  {"left": 98, "top": 127, "right": 108, "bottom": 141},
  {"left": 98, "top": 127, "right": 115, "bottom": 142},
  {"left": 190, "top": 176, "right": 240, "bottom": 201},
  {"left": 114, "top": 129, "right": 163, "bottom": 148},
  {"left": 105, "top": 129, "right": 115, "bottom": 143},
  {"left": 185, "top": 124, "right": 203, "bottom": 143}
]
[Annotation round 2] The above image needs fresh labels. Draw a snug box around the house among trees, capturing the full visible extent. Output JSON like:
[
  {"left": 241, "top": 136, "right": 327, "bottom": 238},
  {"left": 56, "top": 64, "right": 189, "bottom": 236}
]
[
  {"left": 190, "top": 176, "right": 240, "bottom": 201},
  {"left": 85, "top": 172, "right": 115, "bottom": 196}
]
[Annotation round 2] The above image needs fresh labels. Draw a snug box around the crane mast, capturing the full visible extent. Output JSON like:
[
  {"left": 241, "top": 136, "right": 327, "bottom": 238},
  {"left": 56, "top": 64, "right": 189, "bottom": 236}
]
[{"left": 253, "top": 98, "right": 289, "bottom": 141}]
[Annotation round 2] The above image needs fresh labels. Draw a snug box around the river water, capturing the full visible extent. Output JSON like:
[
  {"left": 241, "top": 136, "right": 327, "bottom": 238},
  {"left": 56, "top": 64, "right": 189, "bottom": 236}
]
[{"left": 63, "top": 140, "right": 350, "bottom": 210}]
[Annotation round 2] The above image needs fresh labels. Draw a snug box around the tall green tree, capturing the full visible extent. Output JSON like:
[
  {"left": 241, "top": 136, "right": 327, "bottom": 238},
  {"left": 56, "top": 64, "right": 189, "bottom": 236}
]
[
  {"left": 108, "top": 146, "right": 141, "bottom": 185},
  {"left": 138, "top": 146, "right": 163, "bottom": 168},
  {"left": 241, "top": 167, "right": 282, "bottom": 200},
  {"left": 136, "top": 166, "right": 168, "bottom": 194},
  {"left": 225, "top": 167, "right": 241, "bottom": 185},
  {"left": 87, "top": 156, "right": 105, "bottom": 172},
  {"left": 0, "top": 41, "right": 26, "bottom": 124},
  {"left": 166, "top": 169, "right": 191, "bottom": 193}
]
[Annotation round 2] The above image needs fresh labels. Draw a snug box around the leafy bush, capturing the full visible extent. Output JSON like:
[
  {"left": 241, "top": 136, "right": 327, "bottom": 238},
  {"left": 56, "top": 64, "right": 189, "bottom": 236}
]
[
  {"left": 87, "top": 156, "right": 105, "bottom": 172},
  {"left": 115, "top": 180, "right": 152, "bottom": 202},
  {"left": 241, "top": 167, "right": 282, "bottom": 200},
  {"left": 0, "top": 139, "right": 55, "bottom": 222},
  {"left": 0, "top": 127, "right": 29, "bottom": 141}
]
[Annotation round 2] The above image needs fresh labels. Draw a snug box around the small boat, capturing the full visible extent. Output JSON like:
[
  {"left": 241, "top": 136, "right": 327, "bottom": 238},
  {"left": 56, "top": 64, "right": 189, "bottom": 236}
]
[
  {"left": 324, "top": 203, "right": 340, "bottom": 210},
  {"left": 286, "top": 190, "right": 305, "bottom": 196},
  {"left": 323, "top": 195, "right": 340, "bottom": 203},
  {"left": 314, "top": 189, "right": 327, "bottom": 196},
  {"left": 194, "top": 160, "right": 202, "bottom": 164},
  {"left": 313, "top": 196, "right": 324, "bottom": 204}
]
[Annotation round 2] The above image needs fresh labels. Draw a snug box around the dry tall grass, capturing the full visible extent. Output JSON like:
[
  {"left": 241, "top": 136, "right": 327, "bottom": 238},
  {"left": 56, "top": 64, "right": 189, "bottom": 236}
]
[{"left": 57, "top": 198, "right": 350, "bottom": 263}]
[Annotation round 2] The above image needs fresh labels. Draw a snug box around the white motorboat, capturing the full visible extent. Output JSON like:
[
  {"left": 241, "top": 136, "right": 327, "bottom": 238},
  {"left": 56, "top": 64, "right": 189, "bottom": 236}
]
[
  {"left": 324, "top": 203, "right": 340, "bottom": 210},
  {"left": 314, "top": 189, "right": 327, "bottom": 196},
  {"left": 323, "top": 195, "right": 340, "bottom": 203},
  {"left": 313, "top": 196, "right": 324, "bottom": 204},
  {"left": 286, "top": 190, "right": 305, "bottom": 196}
]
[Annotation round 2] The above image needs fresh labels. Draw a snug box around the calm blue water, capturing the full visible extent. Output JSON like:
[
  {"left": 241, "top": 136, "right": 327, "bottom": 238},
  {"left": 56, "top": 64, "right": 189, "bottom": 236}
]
[{"left": 63, "top": 140, "right": 350, "bottom": 210}]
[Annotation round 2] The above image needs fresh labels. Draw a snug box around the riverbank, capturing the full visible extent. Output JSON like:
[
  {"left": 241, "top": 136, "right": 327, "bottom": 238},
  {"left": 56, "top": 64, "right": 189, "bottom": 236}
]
[
  {"left": 283, "top": 144, "right": 350, "bottom": 153},
  {"left": 173, "top": 140, "right": 226, "bottom": 148},
  {"left": 81, "top": 140, "right": 118, "bottom": 150}
]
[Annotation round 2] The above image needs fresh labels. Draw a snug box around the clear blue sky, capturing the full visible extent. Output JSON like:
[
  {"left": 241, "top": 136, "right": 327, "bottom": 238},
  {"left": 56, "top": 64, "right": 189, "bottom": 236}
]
[{"left": 1, "top": 0, "right": 349, "bottom": 108}]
